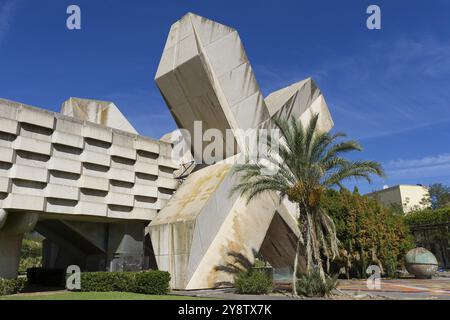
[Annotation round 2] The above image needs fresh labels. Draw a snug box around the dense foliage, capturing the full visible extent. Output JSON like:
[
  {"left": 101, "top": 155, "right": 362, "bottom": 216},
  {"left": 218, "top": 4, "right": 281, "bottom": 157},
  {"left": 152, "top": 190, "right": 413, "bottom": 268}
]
[
  {"left": 404, "top": 207, "right": 449, "bottom": 261},
  {"left": 234, "top": 270, "right": 273, "bottom": 295},
  {"left": 296, "top": 270, "right": 338, "bottom": 297},
  {"left": 405, "top": 207, "right": 450, "bottom": 226},
  {"left": 322, "top": 189, "right": 413, "bottom": 278},
  {"left": 77, "top": 271, "right": 170, "bottom": 295},
  {"left": 19, "top": 236, "right": 42, "bottom": 274},
  {"left": 0, "top": 278, "right": 27, "bottom": 296}
]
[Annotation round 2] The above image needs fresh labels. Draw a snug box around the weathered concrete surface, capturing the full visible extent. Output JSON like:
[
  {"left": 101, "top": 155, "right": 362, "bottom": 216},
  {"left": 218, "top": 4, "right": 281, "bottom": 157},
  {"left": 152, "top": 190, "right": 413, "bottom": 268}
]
[
  {"left": 0, "top": 97, "right": 179, "bottom": 278},
  {"left": 155, "top": 13, "right": 271, "bottom": 161},
  {"left": 0, "top": 98, "right": 178, "bottom": 221},
  {"left": 264, "top": 78, "right": 333, "bottom": 133},
  {"left": 150, "top": 13, "right": 333, "bottom": 290},
  {"left": 150, "top": 161, "right": 287, "bottom": 289},
  {"left": 61, "top": 97, "right": 138, "bottom": 134},
  {"left": 0, "top": 210, "right": 38, "bottom": 278}
]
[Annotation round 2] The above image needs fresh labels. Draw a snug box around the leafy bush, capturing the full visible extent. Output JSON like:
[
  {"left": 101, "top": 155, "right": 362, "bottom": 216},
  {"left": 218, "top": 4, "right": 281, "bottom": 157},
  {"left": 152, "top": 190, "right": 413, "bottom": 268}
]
[
  {"left": 322, "top": 189, "right": 414, "bottom": 278},
  {"left": 296, "top": 270, "right": 338, "bottom": 297},
  {"left": 77, "top": 271, "right": 170, "bottom": 295},
  {"left": 0, "top": 278, "right": 27, "bottom": 296},
  {"left": 19, "top": 237, "right": 42, "bottom": 274},
  {"left": 134, "top": 271, "right": 171, "bottom": 295},
  {"left": 405, "top": 207, "right": 450, "bottom": 226},
  {"left": 234, "top": 270, "right": 273, "bottom": 295}
]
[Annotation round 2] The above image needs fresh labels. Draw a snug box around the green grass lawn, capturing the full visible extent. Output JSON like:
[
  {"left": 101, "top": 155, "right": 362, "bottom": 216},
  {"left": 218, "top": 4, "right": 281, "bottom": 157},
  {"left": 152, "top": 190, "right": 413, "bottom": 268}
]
[{"left": 0, "top": 291, "right": 211, "bottom": 300}]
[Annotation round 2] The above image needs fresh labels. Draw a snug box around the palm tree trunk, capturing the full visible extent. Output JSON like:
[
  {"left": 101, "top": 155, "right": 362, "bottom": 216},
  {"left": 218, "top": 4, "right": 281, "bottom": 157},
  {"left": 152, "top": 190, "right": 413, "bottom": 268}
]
[{"left": 292, "top": 239, "right": 300, "bottom": 297}]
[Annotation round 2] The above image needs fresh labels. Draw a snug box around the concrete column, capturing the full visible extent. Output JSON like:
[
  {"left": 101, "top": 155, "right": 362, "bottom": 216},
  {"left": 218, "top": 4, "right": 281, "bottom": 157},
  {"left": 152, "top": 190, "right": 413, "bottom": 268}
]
[{"left": 0, "top": 210, "right": 38, "bottom": 279}]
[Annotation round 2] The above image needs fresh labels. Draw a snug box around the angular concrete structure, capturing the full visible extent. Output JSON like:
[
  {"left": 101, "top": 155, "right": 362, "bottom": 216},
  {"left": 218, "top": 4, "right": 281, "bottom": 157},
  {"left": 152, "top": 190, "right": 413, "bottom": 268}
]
[
  {"left": 155, "top": 13, "right": 271, "bottom": 161},
  {"left": 0, "top": 13, "right": 333, "bottom": 289},
  {"left": 0, "top": 98, "right": 179, "bottom": 278},
  {"left": 149, "top": 13, "right": 333, "bottom": 289}
]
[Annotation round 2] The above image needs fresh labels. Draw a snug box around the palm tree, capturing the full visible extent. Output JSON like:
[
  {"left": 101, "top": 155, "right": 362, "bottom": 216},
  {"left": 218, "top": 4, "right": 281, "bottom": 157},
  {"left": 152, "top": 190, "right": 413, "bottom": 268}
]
[{"left": 230, "top": 114, "right": 385, "bottom": 296}]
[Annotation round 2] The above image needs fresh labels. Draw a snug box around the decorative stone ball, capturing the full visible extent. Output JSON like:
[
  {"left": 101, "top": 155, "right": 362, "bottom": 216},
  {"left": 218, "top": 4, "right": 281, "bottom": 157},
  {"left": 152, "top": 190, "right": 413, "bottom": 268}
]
[{"left": 405, "top": 247, "right": 438, "bottom": 279}]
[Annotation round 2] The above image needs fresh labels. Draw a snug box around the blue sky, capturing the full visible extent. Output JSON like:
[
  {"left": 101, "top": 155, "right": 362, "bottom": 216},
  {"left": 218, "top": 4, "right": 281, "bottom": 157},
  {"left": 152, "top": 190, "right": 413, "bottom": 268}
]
[{"left": 1, "top": 0, "right": 449, "bottom": 193}]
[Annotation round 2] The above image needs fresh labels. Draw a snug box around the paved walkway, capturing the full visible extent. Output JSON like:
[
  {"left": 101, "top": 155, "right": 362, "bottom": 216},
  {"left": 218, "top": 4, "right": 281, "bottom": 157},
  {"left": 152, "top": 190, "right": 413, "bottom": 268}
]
[{"left": 337, "top": 277, "right": 450, "bottom": 300}]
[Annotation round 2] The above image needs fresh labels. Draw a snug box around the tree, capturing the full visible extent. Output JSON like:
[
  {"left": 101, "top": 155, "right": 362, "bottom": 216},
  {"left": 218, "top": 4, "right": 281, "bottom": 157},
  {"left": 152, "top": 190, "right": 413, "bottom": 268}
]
[
  {"left": 428, "top": 183, "right": 450, "bottom": 209},
  {"left": 322, "top": 189, "right": 413, "bottom": 278},
  {"left": 230, "top": 114, "right": 385, "bottom": 296}
]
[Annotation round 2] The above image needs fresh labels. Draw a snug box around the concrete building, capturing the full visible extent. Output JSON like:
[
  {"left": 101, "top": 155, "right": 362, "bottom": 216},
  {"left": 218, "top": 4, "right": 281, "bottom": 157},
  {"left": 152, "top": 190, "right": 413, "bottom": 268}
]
[
  {"left": 0, "top": 97, "right": 179, "bottom": 278},
  {"left": 1, "top": 13, "right": 334, "bottom": 289},
  {"left": 366, "top": 185, "right": 430, "bottom": 213}
]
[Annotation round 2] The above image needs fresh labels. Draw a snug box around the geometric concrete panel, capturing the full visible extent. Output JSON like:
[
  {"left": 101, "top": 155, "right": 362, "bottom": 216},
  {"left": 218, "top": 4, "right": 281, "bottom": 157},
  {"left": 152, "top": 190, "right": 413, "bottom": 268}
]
[
  {"left": 61, "top": 97, "right": 138, "bottom": 135},
  {"left": 155, "top": 13, "right": 271, "bottom": 161},
  {"left": 151, "top": 14, "right": 335, "bottom": 290},
  {"left": 264, "top": 78, "right": 334, "bottom": 132},
  {"left": 0, "top": 97, "right": 179, "bottom": 223},
  {"left": 149, "top": 160, "right": 297, "bottom": 289}
]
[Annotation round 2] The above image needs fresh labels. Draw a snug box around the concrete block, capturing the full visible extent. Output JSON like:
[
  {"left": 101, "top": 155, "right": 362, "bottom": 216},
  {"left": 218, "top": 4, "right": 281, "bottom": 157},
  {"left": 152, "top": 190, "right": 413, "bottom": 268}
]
[
  {"left": 135, "top": 137, "right": 159, "bottom": 154},
  {"left": 81, "top": 150, "right": 110, "bottom": 167},
  {"left": 0, "top": 117, "right": 19, "bottom": 135},
  {"left": 133, "top": 184, "right": 158, "bottom": 198},
  {"left": 75, "top": 201, "right": 107, "bottom": 217},
  {"left": 83, "top": 124, "right": 112, "bottom": 143},
  {"left": 45, "top": 184, "right": 79, "bottom": 201},
  {"left": 52, "top": 131, "right": 84, "bottom": 149},
  {"left": 45, "top": 198, "right": 76, "bottom": 214},
  {"left": 127, "top": 207, "right": 157, "bottom": 221},
  {"left": 157, "top": 176, "right": 178, "bottom": 190},
  {"left": 80, "top": 175, "right": 109, "bottom": 191},
  {"left": 14, "top": 136, "right": 52, "bottom": 155},
  {"left": 0, "top": 146, "right": 14, "bottom": 163},
  {"left": 0, "top": 99, "right": 19, "bottom": 120},
  {"left": 110, "top": 145, "right": 136, "bottom": 160},
  {"left": 158, "top": 156, "right": 179, "bottom": 169},
  {"left": 0, "top": 176, "right": 10, "bottom": 193},
  {"left": 107, "top": 192, "right": 134, "bottom": 207},
  {"left": 109, "top": 168, "right": 135, "bottom": 184},
  {"left": 48, "top": 157, "right": 82, "bottom": 175},
  {"left": 18, "top": 106, "right": 55, "bottom": 129},
  {"left": 3, "top": 193, "right": 45, "bottom": 211},
  {"left": 10, "top": 164, "right": 48, "bottom": 183},
  {"left": 134, "top": 161, "right": 158, "bottom": 175}
]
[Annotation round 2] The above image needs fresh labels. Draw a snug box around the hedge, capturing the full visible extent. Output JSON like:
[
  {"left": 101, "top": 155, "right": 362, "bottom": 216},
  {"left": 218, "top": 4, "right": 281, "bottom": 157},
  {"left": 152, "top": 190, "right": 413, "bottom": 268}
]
[
  {"left": 0, "top": 278, "right": 27, "bottom": 296},
  {"left": 77, "top": 270, "right": 170, "bottom": 295}
]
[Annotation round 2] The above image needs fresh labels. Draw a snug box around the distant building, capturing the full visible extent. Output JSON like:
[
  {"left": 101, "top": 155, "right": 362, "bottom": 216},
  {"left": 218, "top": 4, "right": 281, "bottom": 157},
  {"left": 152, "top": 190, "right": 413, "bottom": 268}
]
[{"left": 366, "top": 185, "right": 430, "bottom": 213}]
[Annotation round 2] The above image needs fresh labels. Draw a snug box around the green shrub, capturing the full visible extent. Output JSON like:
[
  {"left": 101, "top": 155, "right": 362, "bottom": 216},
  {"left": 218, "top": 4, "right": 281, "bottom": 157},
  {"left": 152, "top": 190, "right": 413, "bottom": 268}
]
[
  {"left": 19, "top": 238, "right": 42, "bottom": 274},
  {"left": 234, "top": 270, "right": 272, "bottom": 295},
  {"left": 134, "top": 271, "right": 171, "bottom": 295},
  {"left": 77, "top": 270, "right": 170, "bottom": 295},
  {"left": 296, "top": 270, "right": 338, "bottom": 297},
  {"left": 405, "top": 207, "right": 450, "bottom": 226},
  {"left": 0, "top": 278, "right": 27, "bottom": 296},
  {"left": 322, "top": 189, "right": 414, "bottom": 278}
]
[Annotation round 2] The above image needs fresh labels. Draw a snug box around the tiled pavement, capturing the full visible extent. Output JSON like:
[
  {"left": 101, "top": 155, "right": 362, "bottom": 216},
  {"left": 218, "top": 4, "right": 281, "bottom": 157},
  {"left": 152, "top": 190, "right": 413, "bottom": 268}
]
[{"left": 337, "top": 277, "right": 450, "bottom": 300}]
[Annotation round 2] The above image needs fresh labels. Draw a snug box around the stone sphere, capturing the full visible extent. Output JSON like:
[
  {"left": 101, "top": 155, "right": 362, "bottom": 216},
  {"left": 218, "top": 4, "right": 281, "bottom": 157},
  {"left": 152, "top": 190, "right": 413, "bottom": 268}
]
[{"left": 405, "top": 247, "right": 438, "bottom": 279}]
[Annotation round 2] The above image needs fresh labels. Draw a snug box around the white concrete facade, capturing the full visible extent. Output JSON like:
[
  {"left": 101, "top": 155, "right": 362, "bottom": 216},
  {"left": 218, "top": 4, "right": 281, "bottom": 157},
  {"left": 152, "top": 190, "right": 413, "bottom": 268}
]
[
  {"left": 366, "top": 185, "right": 430, "bottom": 213},
  {"left": 0, "top": 98, "right": 178, "bottom": 221}
]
